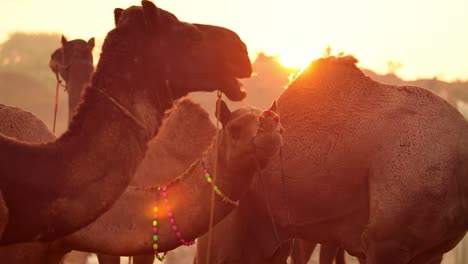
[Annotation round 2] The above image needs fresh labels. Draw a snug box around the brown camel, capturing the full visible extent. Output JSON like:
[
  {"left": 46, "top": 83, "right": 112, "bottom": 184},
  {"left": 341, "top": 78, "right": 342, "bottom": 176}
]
[
  {"left": 0, "top": 99, "right": 282, "bottom": 263},
  {"left": 50, "top": 37, "right": 217, "bottom": 263},
  {"left": 49, "top": 36, "right": 94, "bottom": 124},
  {"left": 0, "top": 105, "right": 56, "bottom": 241},
  {"left": 195, "top": 56, "right": 468, "bottom": 264},
  {"left": 0, "top": 1, "right": 251, "bottom": 244}
]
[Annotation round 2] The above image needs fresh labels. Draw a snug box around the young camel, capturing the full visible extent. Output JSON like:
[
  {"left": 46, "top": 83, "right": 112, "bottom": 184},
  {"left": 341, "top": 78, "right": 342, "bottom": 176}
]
[
  {"left": 0, "top": 1, "right": 251, "bottom": 245},
  {"left": 195, "top": 56, "right": 468, "bottom": 264}
]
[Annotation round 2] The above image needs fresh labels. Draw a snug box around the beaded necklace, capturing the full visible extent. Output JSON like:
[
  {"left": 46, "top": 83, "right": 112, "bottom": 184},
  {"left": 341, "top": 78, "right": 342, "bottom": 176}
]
[{"left": 152, "top": 109, "right": 280, "bottom": 261}]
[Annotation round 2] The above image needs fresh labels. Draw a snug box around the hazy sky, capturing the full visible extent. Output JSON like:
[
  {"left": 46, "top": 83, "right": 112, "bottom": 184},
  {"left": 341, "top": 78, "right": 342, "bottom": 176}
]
[{"left": 1, "top": 0, "right": 467, "bottom": 81}]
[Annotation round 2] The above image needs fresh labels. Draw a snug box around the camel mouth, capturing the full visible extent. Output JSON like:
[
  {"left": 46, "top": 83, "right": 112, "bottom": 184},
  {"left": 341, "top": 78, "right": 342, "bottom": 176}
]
[{"left": 220, "top": 77, "right": 247, "bottom": 101}]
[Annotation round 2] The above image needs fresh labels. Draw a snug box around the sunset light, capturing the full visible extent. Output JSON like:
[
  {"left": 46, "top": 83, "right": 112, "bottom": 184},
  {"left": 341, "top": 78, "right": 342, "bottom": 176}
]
[
  {"left": 1, "top": 0, "right": 468, "bottom": 263},
  {"left": 277, "top": 52, "right": 312, "bottom": 71}
]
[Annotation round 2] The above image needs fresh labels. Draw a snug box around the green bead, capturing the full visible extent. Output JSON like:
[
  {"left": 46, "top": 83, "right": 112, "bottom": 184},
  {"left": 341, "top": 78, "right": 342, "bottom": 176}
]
[
  {"left": 153, "top": 243, "right": 158, "bottom": 250},
  {"left": 207, "top": 177, "right": 212, "bottom": 183},
  {"left": 205, "top": 173, "right": 210, "bottom": 178},
  {"left": 153, "top": 235, "right": 158, "bottom": 241},
  {"left": 213, "top": 186, "right": 219, "bottom": 192},
  {"left": 153, "top": 220, "right": 158, "bottom": 227}
]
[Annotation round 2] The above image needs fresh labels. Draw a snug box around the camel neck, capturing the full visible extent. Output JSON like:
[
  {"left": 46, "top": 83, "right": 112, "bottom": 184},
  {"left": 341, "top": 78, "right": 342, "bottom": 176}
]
[
  {"left": 66, "top": 63, "right": 94, "bottom": 123},
  {"left": 0, "top": 64, "right": 171, "bottom": 244},
  {"left": 64, "top": 134, "right": 260, "bottom": 255}
]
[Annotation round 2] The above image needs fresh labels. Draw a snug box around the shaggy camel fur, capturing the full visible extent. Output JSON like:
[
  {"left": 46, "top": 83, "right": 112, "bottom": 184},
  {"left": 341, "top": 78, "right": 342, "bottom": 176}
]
[
  {"left": 0, "top": 1, "right": 250, "bottom": 244},
  {"left": 195, "top": 56, "right": 468, "bottom": 264}
]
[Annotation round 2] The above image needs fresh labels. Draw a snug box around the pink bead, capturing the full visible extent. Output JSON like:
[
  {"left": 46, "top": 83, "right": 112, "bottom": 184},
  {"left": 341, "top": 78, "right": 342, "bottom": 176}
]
[
  {"left": 180, "top": 239, "right": 186, "bottom": 244},
  {"left": 166, "top": 205, "right": 171, "bottom": 211},
  {"left": 170, "top": 218, "right": 175, "bottom": 225},
  {"left": 164, "top": 198, "right": 169, "bottom": 203},
  {"left": 153, "top": 214, "right": 158, "bottom": 219},
  {"left": 154, "top": 250, "right": 159, "bottom": 254},
  {"left": 152, "top": 227, "right": 158, "bottom": 233},
  {"left": 172, "top": 225, "right": 178, "bottom": 231},
  {"left": 203, "top": 169, "right": 208, "bottom": 174},
  {"left": 168, "top": 211, "right": 173, "bottom": 218},
  {"left": 162, "top": 192, "right": 167, "bottom": 198},
  {"left": 162, "top": 186, "right": 167, "bottom": 191},
  {"left": 176, "top": 232, "right": 182, "bottom": 238}
]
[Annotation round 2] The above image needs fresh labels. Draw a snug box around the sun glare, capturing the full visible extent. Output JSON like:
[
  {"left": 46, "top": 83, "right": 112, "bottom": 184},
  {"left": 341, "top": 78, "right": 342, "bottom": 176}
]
[{"left": 278, "top": 52, "right": 312, "bottom": 71}]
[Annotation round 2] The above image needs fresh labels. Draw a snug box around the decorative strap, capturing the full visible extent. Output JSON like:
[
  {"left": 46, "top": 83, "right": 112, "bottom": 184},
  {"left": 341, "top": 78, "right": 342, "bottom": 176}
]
[
  {"left": 95, "top": 88, "right": 149, "bottom": 137},
  {"left": 201, "top": 161, "right": 239, "bottom": 206},
  {"left": 257, "top": 110, "right": 281, "bottom": 125}
]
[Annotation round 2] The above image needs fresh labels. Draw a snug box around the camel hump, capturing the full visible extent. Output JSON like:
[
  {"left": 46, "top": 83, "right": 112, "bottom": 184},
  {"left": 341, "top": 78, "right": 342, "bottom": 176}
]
[{"left": 0, "top": 104, "right": 56, "bottom": 143}]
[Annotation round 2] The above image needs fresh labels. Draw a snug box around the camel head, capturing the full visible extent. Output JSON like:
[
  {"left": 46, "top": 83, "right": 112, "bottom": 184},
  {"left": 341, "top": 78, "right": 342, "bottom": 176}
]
[
  {"left": 215, "top": 100, "right": 283, "bottom": 172},
  {"left": 111, "top": 1, "right": 251, "bottom": 102},
  {"left": 49, "top": 36, "right": 94, "bottom": 83}
]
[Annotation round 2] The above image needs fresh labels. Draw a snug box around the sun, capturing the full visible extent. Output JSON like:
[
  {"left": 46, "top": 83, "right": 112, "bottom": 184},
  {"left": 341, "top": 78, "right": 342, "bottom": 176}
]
[{"left": 278, "top": 52, "right": 312, "bottom": 71}]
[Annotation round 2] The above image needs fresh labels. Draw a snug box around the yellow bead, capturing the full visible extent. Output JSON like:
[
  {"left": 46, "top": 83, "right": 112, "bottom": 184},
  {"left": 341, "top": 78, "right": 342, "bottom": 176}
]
[
  {"left": 153, "top": 220, "right": 158, "bottom": 226},
  {"left": 153, "top": 243, "right": 158, "bottom": 250}
]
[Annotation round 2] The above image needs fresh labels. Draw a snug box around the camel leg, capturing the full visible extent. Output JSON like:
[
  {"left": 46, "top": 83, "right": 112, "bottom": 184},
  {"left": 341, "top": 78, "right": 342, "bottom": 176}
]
[
  {"left": 319, "top": 243, "right": 340, "bottom": 264},
  {"left": 133, "top": 254, "right": 155, "bottom": 264},
  {"left": 335, "top": 247, "right": 345, "bottom": 264},
  {"left": 290, "top": 240, "right": 317, "bottom": 264},
  {"left": 96, "top": 254, "right": 120, "bottom": 264}
]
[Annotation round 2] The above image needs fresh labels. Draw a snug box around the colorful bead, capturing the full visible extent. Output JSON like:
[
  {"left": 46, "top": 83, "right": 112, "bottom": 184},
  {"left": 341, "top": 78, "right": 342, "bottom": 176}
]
[
  {"left": 170, "top": 218, "right": 175, "bottom": 225},
  {"left": 153, "top": 206, "right": 158, "bottom": 213},
  {"left": 153, "top": 235, "right": 159, "bottom": 241},
  {"left": 152, "top": 220, "right": 158, "bottom": 226},
  {"left": 168, "top": 211, "right": 173, "bottom": 218},
  {"left": 176, "top": 232, "right": 182, "bottom": 238},
  {"left": 172, "top": 225, "right": 178, "bottom": 231},
  {"left": 201, "top": 162, "right": 239, "bottom": 207},
  {"left": 153, "top": 214, "right": 158, "bottom": 219},
  {"left": 152, "top": 227, "right": 158, "bottom": 233},
  {"left": 153, "top": 243, "right": 158, "bottom": 250}
]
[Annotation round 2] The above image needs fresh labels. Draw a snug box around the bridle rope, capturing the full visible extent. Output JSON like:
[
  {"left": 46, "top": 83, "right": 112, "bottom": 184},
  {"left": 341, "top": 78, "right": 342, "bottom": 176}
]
[{"left": 205, "top": 90, "right": 223, "bottom": 264}]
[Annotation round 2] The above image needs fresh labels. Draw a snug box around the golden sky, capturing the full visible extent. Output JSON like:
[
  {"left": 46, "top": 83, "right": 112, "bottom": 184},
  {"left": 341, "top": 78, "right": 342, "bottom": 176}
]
[{"left": 1, "top": 0, "right": 467, "bottom": 81}]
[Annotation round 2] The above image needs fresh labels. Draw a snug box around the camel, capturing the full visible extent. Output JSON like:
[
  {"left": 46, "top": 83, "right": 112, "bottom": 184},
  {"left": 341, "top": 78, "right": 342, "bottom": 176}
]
[
  {"left": 49, "top": 37, "right": 94, "bottom": 123},
  {"left": 0, "top": 1, "right": 251, "bottom": 244},
  {"left": 0, "top": 105, "right": 57, "bottom": 240},
  {"left": 0, "top": 98, "right": 282, "bottom": 263},
  {"left": 195, "top": 56, "right": 468, "bottom": 264},
  {"left": 50, "top": 37, "right": 216, "bottom": 263}
]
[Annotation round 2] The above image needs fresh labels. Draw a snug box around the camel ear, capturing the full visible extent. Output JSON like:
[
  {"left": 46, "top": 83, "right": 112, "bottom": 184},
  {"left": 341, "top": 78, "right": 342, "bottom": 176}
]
[
  {"left": 114, "top": 8, "right": 123, "bottom": 26},
  {"left": 87, "top": 37, "right": 95, "bottom": 49},
  {"left": 142, "top": 1, "right": 159, "bottom": 32},
  {"left": 61, "top": 35, "right": 68, "bottom": 47},
  {"left": 269, "top": 100, "right": 278, "bottom": 113},
  {"left": 215, "top": 100, "right": 232, "bottom": 127}
]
